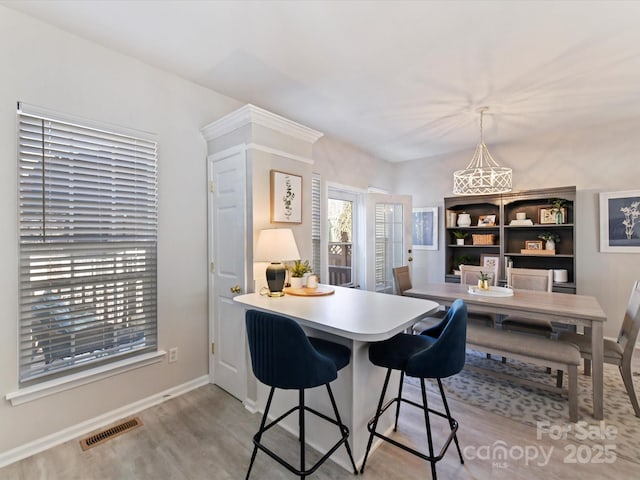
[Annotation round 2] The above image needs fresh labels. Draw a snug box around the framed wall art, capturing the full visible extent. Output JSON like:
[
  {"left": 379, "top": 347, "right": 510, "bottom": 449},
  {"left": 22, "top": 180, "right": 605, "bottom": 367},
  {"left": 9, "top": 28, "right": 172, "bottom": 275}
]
[
  {"left": 412, "top": 207, "right": 438, "bottom": 250},
  {"left": 270, "top": 170, "right": 302, "bottom": 223},
  {"left": 480, "top": 253, "right": 500, "bottom": 273},
  {"left": 599, "top": 190, "right": 640, "bottom": 252}
]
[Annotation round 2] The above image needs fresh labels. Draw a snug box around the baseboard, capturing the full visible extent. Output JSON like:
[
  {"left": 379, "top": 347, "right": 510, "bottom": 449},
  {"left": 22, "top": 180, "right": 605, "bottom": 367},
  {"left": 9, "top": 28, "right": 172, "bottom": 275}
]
[
  {"left": 243, "top": 398, "right": 258, "bottom": 414},
  {"left": 0, "top": 375, "right": 210, "bottom": 469}
]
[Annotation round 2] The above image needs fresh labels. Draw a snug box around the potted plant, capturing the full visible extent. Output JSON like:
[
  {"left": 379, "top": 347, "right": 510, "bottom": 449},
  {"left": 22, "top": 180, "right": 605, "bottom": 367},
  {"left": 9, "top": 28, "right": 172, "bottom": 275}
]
[
  {"left": 550, "top": 198, "right": 567, "bottom": 224},
  {"left": 453, "top": 254, "right": 472, "bottom": 275},
  {"left": 453, "top": 230, "right": 469, "bottom": 246},
  {"left": 478, "top": 272, "right": 490, "bottom": 290},
  {"left": 538, "top": 232, "right": 560, "bottom": 251},
  {"left": 289, "top": 260, "right": 312, "bottom": 288}
]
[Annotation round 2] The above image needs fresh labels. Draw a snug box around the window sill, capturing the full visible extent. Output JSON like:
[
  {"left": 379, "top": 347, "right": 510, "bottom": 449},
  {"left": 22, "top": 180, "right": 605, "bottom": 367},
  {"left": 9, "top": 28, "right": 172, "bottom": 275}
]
[{"left": 5, "top": 351, "right": 166, "bottom": 406}]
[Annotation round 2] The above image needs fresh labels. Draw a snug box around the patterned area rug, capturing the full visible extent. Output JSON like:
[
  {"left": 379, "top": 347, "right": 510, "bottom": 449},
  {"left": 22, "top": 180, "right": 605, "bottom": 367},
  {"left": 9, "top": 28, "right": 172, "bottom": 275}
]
[{"left": 405, "top": 350, "right": 640, "bottom": 464}]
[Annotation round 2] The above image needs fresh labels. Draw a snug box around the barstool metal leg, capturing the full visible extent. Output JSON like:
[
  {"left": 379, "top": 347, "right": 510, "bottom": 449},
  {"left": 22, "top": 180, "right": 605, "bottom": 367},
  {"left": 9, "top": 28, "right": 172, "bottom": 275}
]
[
  {"left": 360, "top": 368, "right": 392, "bottom": 473},
  {"left": 325, "top": 384, "right": 358, "bottom": 474},
  {"left": 299, "top": 389, "right": 306, "bottom": 479},
  {"left": 420, "top": 379, "right": 438, "bottom": 480},
  {"left": 437, "top": 378, "right": 464, "bottom": 464},
  {"left": 246, "top": 386, "right": 276, "bottom": 480},
  {"left": 394, "top": 371, "right": 405, "bottom": 431}
]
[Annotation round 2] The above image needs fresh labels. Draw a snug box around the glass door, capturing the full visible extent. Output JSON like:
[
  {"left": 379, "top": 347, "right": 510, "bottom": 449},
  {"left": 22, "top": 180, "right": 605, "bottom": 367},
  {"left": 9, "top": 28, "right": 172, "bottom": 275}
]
[
  {"left": 365, "top": 193, "right": 412, "bottom": 292},
  {"left": 327, "top": 188, "right": 360, "bottom": 287}
]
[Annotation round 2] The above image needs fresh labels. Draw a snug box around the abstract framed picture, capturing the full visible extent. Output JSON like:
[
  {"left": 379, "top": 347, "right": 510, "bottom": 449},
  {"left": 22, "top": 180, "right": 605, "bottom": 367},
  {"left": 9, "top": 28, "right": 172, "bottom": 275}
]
[
  {"left": 270, "top": 170, "right": 302, "bottom": 223},
  {"left": 412, "top": 207, "right": 438, "bottom": 250},
  {"left": 599, "top": 190, "right": 640, "bottom": 252}
]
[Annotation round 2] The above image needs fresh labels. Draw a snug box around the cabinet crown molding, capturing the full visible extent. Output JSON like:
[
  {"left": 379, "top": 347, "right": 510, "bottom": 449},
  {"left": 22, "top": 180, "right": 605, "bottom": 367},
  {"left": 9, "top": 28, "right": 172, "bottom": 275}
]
[{"left": 201, "top": 104, "right": 324, "bottom": 144}]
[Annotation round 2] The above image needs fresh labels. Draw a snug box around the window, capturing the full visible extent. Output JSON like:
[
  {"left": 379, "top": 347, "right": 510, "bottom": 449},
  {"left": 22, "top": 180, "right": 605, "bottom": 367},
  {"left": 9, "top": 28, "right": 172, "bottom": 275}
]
[{"left": 17, "top": 103, "right": 158, "bottom": 385}]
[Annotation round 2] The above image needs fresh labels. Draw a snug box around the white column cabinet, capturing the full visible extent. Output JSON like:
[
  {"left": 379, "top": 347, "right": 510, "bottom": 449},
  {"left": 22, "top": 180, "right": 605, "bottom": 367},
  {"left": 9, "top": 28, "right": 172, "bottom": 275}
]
[{"left": 201, "top": 105, "right": 323, "bottom": 405}]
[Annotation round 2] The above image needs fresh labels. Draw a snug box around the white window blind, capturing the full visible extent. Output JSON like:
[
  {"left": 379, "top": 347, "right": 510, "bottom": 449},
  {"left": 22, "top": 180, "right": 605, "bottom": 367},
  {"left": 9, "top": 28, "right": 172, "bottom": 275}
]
[{"left": 17, "top": 103, "right": 158, "bottom": 385}]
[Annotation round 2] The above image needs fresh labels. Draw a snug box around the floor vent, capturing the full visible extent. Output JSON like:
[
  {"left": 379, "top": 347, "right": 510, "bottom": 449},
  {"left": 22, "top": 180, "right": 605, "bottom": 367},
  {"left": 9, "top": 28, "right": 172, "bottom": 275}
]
[{"left": 80, "top": 417, "right": 143, "bottom": 451}]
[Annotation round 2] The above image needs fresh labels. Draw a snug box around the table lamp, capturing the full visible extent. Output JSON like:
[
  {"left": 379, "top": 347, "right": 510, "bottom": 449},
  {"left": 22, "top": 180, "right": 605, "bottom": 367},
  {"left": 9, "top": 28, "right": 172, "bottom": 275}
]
[{"left": 255, "top": 228, "right": 300, "bottom": 297}]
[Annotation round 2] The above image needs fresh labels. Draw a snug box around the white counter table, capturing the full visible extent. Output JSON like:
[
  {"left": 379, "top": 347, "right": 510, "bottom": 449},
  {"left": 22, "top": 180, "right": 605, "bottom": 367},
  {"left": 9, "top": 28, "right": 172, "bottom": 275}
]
[{"left": 234, "top": 286, "right": 439, "bottom": 470}]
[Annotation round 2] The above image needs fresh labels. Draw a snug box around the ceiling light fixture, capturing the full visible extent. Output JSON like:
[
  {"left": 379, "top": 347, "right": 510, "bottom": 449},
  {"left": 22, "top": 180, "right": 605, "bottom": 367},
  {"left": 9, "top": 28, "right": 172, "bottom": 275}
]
[{"left": 453, "top": 107, "right": 512, "bottom": 195}]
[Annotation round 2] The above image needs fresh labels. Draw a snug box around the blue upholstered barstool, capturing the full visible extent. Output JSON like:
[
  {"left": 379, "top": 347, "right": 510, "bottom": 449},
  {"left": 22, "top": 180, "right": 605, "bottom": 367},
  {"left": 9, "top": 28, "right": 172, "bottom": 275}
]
[
  {"left": 245, "top": 309, "right": 358, "bottom": 479},
  {"left": 360, "top": 299, "right": 468, "bottom": 479}
]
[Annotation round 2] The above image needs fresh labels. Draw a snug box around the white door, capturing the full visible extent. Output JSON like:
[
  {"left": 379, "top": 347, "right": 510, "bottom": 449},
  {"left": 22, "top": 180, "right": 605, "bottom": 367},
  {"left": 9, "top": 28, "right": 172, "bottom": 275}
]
[
  {"left": 364, "top": 193, "right": 413, "bottom": 292},
  {"left": 208, "top": 146, "right": 247, "bottom": 401}
]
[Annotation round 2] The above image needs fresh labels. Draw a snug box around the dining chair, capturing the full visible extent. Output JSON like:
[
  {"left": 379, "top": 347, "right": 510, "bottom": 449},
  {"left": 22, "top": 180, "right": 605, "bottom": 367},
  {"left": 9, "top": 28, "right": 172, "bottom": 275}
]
[
  {"left": 501, "top": 267, "right": 554, "bottom": 334},
  {"left": 392, "top": 265, "right": 412, "bottom": 295},
  {"left": 244, "top": 310, "right": 358, "bottom": 479},
  {"left": 360, "top": 299, "right": 468, "bottom": 479},
  {"left": 559, "top": 280, "right": 640, "bottom": 417},
  {"left": 459, "top": 264, "right": 498, "bottom": 327},
  {"left": 459, "top": 264, "right": 498, "bottom": 287},
  {"left": 393, "top": 266, "right": 447, "bottom": 334},
  {"left": 500, "top": 267, "right": 564, "bottom": 382}
]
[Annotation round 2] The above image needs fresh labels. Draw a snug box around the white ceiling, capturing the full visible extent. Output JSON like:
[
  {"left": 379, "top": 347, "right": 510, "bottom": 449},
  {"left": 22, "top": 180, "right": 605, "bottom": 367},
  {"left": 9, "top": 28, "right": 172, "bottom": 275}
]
[{"left": 4, "top": 0, "right": 640, "bottom": 162}]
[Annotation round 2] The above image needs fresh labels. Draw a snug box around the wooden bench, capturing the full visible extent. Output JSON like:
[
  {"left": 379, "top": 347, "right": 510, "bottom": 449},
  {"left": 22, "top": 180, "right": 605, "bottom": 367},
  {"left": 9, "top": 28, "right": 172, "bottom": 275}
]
[{"left": 466, "top": 323, "right": 582, "bottom": 422}]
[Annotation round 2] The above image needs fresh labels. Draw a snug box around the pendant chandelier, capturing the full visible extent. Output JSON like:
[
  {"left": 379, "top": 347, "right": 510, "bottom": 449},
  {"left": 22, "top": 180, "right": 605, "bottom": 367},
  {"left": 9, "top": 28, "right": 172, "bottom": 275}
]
[{"left": 453, "top": 107, "right": 512, "bottom": 195}]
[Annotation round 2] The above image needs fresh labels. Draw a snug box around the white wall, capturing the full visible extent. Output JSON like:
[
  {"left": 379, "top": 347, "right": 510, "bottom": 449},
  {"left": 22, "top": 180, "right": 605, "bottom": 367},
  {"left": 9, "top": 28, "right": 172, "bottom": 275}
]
[
  {"left": 0, "top": 7, "right": 241, "bottom": 455},
  {"left": 395, "top": 118, "right": 640, "bottom": 339},
  {"left": 313, "top": 136, "right": 395, "bottom": 192}
]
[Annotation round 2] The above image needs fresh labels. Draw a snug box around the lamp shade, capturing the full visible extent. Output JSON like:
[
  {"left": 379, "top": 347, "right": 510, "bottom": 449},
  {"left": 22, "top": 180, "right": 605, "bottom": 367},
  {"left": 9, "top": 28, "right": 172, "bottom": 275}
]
[
  {"left": 255, "top": 229, "right": 300, "bottom": 297},
  {"left": 453, "top": 107, "right": 512, "bottom": 195},
  {"left": 255, "top": 228, "right": 300, "bottom": 262}
]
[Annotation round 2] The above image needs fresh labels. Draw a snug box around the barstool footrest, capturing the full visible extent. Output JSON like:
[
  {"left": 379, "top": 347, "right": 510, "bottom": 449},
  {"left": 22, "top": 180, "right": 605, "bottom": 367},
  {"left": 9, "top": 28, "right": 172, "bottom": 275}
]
[
  {"left": 253, "top": 404, "right": 351, "bottom": 477},
  {"left": 366, "top": 395, "right": 459, "bottom": 464}
]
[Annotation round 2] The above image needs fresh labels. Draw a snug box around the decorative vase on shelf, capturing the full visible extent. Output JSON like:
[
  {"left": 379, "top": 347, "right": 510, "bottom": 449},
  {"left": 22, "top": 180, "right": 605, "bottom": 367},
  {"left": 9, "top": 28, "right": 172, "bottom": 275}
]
[
  {"left": 545, "top": 240, "right": 555, "bottom": 251},
  {"left": 555, "top": 210, "right": 563, "bottom": 224},
  {"left": 457, "top": 213, "right": 471, "bottom": 227},
  {"left": 456, "top": 238, "right": 465, "bottom": 246}
]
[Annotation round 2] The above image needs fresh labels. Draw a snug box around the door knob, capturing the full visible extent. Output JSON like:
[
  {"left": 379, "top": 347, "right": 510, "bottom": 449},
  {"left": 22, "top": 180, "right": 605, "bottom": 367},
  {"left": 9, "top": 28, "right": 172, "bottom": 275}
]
[{"left": 230, "top": 285, "right": 241, "bottom": 294}]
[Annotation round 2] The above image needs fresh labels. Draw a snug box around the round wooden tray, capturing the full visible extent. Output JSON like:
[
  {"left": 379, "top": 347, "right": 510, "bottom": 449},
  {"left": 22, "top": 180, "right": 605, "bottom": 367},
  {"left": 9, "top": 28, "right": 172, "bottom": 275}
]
[
  {"left": 467, "top": 286, "right": 514, "bottom": 297},
  {"left": 284, "top": 285, "right": 335, "bottom": 297}
]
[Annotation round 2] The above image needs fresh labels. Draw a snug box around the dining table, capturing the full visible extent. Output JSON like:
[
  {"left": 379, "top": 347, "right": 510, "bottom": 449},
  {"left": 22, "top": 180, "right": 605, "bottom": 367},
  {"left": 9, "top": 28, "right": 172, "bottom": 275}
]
[
  {"left": 403, "top": 282, "right": 607, "bottom": 420},
  {"left": 234, "top": 285, "right": 440, "bottom": 471}
]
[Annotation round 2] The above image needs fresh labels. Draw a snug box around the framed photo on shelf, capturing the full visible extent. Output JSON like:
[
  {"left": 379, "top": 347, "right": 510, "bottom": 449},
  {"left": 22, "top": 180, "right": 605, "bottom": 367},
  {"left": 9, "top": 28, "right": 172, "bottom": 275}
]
[
  {"left": 599, "top": 190, "right": 640, "bottom": 252},
  {"left": 480, "top": 253, "right": 500, "bottom": 273},
  {"left": 525, "top": 240, "right": 543, "bottom": 250},
  {"left": 412, "top": 207, "right": 438, "bottom": 250},
  {"left": 478, "top": 214, "right": 496, "bottom": 226},
  {"left": 538, "top": 207, "right": 565, "bottom": 225},
  {"left": 270, "top": 170, "right": 302, "bottom": 223}
]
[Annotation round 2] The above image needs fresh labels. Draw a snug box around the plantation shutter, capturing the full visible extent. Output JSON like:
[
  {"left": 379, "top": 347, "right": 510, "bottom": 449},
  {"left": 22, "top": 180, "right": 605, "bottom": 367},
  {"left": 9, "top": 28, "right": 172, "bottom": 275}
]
[
  {"left": 17, "top": 103, "right": 158, "bottom": 384},
  {"left": 311, "top": 174, "right": 321, "bottom": 276}
]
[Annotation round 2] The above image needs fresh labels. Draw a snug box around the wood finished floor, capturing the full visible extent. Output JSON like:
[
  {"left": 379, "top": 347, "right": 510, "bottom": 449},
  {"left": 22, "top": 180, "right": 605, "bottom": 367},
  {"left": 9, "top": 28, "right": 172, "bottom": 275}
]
[{"left": 1, "top": 380, "right": 639, "bottom": 480}]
